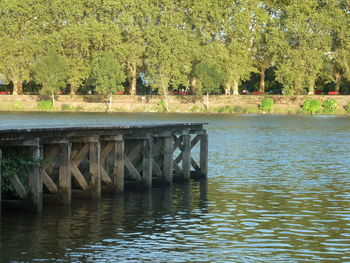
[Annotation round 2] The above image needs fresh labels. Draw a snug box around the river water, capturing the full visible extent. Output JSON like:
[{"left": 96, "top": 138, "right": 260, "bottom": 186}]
[{"left": 0, "top": 112, "right": 350, "bottom": 262}]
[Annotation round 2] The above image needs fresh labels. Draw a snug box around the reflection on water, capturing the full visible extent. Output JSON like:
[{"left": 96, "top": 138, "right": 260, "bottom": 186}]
[{"left": 1, "top": 113, "right": 350, "bottom": 262}]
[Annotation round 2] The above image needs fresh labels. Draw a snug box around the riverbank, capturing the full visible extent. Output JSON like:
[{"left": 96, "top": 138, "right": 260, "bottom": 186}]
[{"left": 0, "top": 94, "right": 350, "bottom": 115}]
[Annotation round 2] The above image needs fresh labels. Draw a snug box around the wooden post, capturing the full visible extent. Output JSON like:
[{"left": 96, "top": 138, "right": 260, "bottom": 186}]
[
  {"left": 89, "top": 139, "right": 101, "bottom": 199},
  {"left": 182, "top": 134, "right": 191, "bottom": 181},
  {"left": 0, "top": 149, "right": 2, "bottom": 216},
  {"left": 163, "top": 136, "right": 173, "bottom": 184},
  {"left": 114, "top": 136, "right": 124, "bottom": 193},
  {"left": 142, "top": 138, "right": 152, "bottom": 189},
  {"left": 59, "top": 143, "right": 71, "bottom": 204},
  {"left": 29, "top": 144, "right": 43, "bottom": 213},
  {"left": 200, "top": 133, "right": 208, "bottom": 177}
]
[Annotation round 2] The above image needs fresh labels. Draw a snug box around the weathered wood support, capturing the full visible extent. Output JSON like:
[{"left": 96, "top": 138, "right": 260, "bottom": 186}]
[
  {"left": 181, "top": 134, "right": 191, "bottom": 181},
  {"left": 0, "top": 149, "right": 2, "bottom": 216},
  {"left": 163, "top": 136, "right": 174, "bottom": 184},
  {"left": 28, "top": 143, "right": 43, "bottom": 212},
  {"left": 142, "top": 138, "right": 152, "bottom": 189},
  {"left": 0, "top": 122, "right": 207, "bottom": 213},
  {"left": 199, "top": 133, "right": 208, "bottom": 177},
  {"left": 59, "top": 143, "right": 71, "bottom": 204},
  {"left": 89, "top": 138, "right": 101, "bottom": 200},
  {"left": 114, "top": 136, "right": 125, "bottom": 193}
]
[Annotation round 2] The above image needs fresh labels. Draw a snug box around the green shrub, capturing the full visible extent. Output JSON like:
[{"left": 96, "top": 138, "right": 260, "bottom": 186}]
[
  {"left": 303, "top": 99, "right": 321, "bottom": 114},
  {"left": 260, "top": 98, "right": 274, "bottom": 112},
  {"left": 346, "top": 102, "right": 350, "bottom": 114},
  {"left": 322, "top": 99, "right": 338, "bottom": 114},
  {"left": 37, "top": 100, "right": 54, "bottom": 111}
]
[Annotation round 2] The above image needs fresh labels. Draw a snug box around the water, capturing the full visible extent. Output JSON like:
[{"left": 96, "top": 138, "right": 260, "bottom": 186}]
[{"left": 1, "top": 112, "right": 350, "bottom": 262}]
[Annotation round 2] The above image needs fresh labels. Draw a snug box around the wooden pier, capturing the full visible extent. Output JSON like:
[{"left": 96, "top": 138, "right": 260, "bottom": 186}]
[{"left": 0, "top": 123, "right": 207, "bottom": 213}]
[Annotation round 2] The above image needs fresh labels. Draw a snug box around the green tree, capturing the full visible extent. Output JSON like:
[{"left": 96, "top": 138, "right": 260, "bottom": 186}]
[
  {"left": 0, "top": 0, "right": 46, "bottom": 95},
  {"left": 90, "top": 52, "right": 126, "bottom": 111},
  {"left": 192, "top": 62, "right": 225, "bottom": 108},
  {"left": 33, "top": 50, "right": 67, "bottom": 106},
  {"left": 275, "top": 0, "right": 331, "bottom": 95}
]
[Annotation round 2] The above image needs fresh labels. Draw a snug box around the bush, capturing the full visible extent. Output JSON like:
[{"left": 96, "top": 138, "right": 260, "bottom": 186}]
[
  {"left": 260, "top": 98, "right": 274, "bottom": 112},
  {"left": 37, "top": 100, "right": 54, "bottom": 111},
  {"left": 157, "top": 100, "right": 167, "bottom": 112},
  {"left": 303, "top": 99, "right": 321, "bottom": 114},
  {"left": 322, "top": 99, "right": 338, "bottom": 114}
]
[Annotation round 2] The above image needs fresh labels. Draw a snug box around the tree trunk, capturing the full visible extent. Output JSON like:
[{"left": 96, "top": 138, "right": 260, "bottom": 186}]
[
  {"left": 334, "top": 72, "right": 341, "bottom": 92},
  {"left": 108, "top": 95, "right": 112, "bottom": 111},
  {"left": 12, "top": 79, "right": 23, "bottom": 95},
  {"left": 129, "top": 61, "right": 137, "bottom": 95},
  {"left": 233, "top": 80, "right": 239, "bottom": 95},
  {"left": 160, "top": 73, "right": 169, "bottom": 112},
  {"left": 259, "top": 68, "right": 266, "bottom": 93},
  {"left": 224, "top": 83, "right": 231, "bottom": 95},
  {"left": 51, "top": 91, "right": 55, "bottom": 108},
  {"left": 70, "top": 83, "right": 77, "bottom": 96},
  {"left": 308, "top": 79, "right": 315, "bottom": 95},
  {"left": 191, "top": 77, "right": 198, "bottom": 94}
]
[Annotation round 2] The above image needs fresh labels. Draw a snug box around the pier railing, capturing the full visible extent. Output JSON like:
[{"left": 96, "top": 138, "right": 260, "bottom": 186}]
[{"left": 0, "top": 123, "right": 208, "bottom": 213}]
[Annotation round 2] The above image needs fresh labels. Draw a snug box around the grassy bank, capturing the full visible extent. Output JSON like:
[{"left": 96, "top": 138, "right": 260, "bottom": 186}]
[{"left": 0, "top": 95, "right": 350, "bottom": 115}]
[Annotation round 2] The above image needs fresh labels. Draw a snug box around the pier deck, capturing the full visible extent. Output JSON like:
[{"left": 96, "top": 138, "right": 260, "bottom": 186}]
[{"left": 0, "top": 123, "right": 208, "bottom": 213}]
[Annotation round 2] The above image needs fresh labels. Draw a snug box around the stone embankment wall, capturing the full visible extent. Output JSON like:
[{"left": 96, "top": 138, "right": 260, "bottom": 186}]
[{"left": 0, "top": 94, "right": 349, "bottom": 113}]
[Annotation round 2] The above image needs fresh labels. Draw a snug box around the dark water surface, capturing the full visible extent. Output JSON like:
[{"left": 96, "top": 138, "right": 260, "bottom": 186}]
[{"left": 1, "top": 112, "right": 350, "bottom": 262}]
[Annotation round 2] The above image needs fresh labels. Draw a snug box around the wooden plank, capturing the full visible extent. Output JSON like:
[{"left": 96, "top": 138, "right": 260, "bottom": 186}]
[
  {"left": 59, "top": 143, "right": 71, "bottom": 204},
  {"left": 152, "top": 159, "right": 163, "bottom": 177},
  {"left": 28, "top": 144, "right": 43, "bottom": 213},
  {"left": 89, "top": 141, "right": 101, "bottom": 199},
  {"left": 41, "top": 138, "right": 69, "bottom": 144},
  {"left": 0, "top": 139, "right": 40, "bottom": 147},
  {"left": 173, "top": 160, "right": 182, "bottom": 175},
  {"left": 72, "top": 143, "right": 90, "bottom": 166},
  {"left": 0, "top": 149, "right": 1, "bottom": 215},
  {"left": 174, "top": 135, "right": 200, "bottom": 164},
  {"left": 101, "top": 166, "right": 113, "bottom": 185},
  {"left": 124, "top": 155, "right": 142, "bottom": 182},
  {"left": 9, "top": 174, "right": 27, "bottom": 199},
  {"left": 191, "top": 158, "right": 200, "bottom": 172},
  {"left": 101, "top": 142, "right": 114, "bottom": 161},
  {"left": 182, "top": 135, "right": 191, "bottom": 181},
  {"left": 127, "top": 143, "right": 143, "bottom": 163},
  {"left": 200, "top": 133, "right": 208, "bottom": 177},
  {"left": 163, "top": 136, "right": 174, "bottom": 184},
  {"left": 114, "top": 139, "right": 124, "bottom": 193},
  {"left": 142, "top": 138, "right": 152, "bottom": 189},
  {"left": 70, "top": 136, "right": 99, "bottom": 143},
  {"left": 71, "top": 164, "right": 88, "bottom": 190},
  {"left": 43, "top": 170, "right": 58, "bottom": 194}
]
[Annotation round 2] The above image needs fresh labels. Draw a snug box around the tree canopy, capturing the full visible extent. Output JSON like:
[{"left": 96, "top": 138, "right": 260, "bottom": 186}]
[{"left": 1, "top": 0, "right": 350, "bottom": 95}]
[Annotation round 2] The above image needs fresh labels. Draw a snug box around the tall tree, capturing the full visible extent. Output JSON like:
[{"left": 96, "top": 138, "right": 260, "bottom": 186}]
[
  {"left": 33, "top": 50, "right": 67, "bottom": 106},
  {"left": 144, "top": 0, "right": 194, "bottom": 110},
  {"left": 90, "top": 52, "right": 126, "bottom": 111},
  {"left": 275, "top": 0, "right": 331, "bottom": 95},
  {"left": 0, "top": 0, "right": 45, "bottom": 94}
]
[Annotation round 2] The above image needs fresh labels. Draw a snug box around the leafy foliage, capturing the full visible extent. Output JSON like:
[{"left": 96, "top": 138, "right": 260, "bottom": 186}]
[
  {"left": 322, "top": 99, "right": 338, "bottom": 114},
  {"left": 37, "top": 100, "right": 54, "bottom": 111},
  {"left": 33, "top": 50, "right": 67, "bottom": 96},
  {"left": 260, "top": 98, "right": 274, "bottom": 112},
  {"left": 192, "top": 63, "right": 225, "bottom": 95},
  {"left": 303, "top": 99, "right": 322, "bottom": 114},
  {"left": 1, "top": 149, "right": 41, "bottom": 199},
  {"left": 90, "top": 52, "right": 126, "bottom": 96}
]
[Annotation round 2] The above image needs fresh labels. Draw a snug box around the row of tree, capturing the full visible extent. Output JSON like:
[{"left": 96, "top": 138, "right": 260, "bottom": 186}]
[{"left": 1, "top": 0, "right": 350, "bottom": 99}]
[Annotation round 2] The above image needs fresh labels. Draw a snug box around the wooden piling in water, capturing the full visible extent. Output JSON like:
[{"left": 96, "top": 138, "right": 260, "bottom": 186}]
[{"left": 0, "top": 123, "right": 208, "bottom": 214}]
